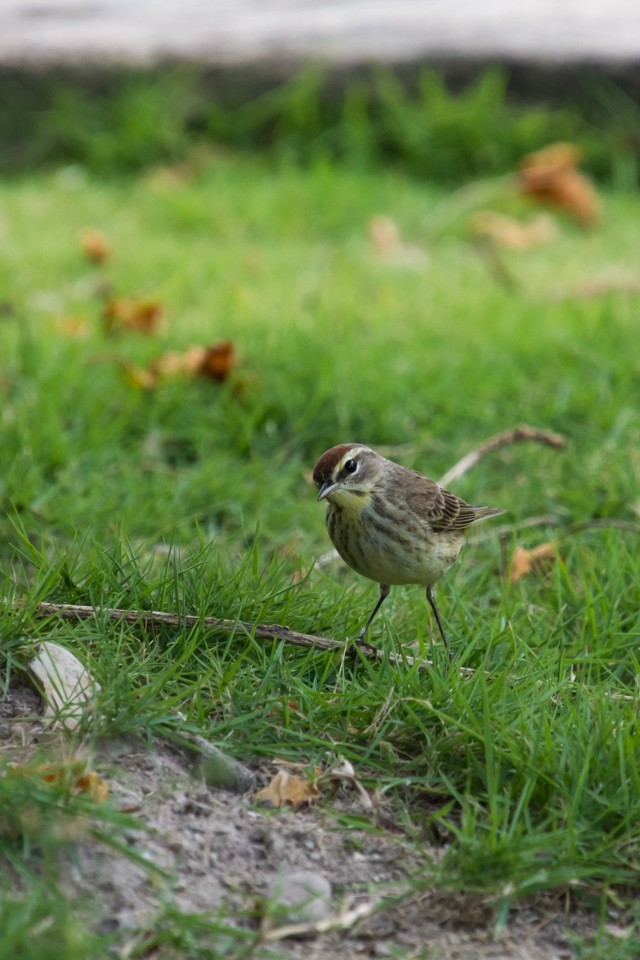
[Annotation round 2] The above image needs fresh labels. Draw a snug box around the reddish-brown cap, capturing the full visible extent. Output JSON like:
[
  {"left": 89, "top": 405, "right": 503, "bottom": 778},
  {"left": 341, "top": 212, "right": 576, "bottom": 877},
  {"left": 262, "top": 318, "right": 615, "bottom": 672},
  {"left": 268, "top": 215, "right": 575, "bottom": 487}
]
[{"left": 312, "top": 443, "right": 358, "bottom": 488}]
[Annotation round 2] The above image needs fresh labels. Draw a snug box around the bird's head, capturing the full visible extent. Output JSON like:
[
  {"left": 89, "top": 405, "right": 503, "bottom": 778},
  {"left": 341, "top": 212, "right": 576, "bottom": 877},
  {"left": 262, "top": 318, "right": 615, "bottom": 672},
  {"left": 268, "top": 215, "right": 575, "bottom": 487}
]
[{"left": 312, "top": 444, "right": 383, "bottom": 507}]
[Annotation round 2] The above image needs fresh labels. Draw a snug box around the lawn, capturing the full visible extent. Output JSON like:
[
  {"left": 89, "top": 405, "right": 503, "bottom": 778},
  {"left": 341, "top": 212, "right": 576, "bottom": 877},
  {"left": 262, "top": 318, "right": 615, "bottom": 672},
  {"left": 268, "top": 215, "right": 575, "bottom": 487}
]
[{"left": 1, "top": 151, "right": 640, "bottom": 958}]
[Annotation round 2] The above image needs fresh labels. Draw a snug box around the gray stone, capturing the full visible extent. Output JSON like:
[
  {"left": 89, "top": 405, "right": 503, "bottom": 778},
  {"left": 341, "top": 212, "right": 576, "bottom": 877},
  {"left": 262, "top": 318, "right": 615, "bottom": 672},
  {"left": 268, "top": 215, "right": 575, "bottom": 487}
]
[
  {"left": 266, "top": 868, "right": 332, "bottom": 927},
  {"left": 177, "top": 731, "right": 255, "bottom": 793}
]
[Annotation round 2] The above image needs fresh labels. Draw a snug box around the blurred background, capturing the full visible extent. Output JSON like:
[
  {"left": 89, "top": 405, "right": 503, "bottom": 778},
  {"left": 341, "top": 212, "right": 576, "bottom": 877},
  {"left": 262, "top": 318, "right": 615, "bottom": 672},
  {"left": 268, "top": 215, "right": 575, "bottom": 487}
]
[{"left": 1, "top": 0, "right": 640, "bottom": 178}]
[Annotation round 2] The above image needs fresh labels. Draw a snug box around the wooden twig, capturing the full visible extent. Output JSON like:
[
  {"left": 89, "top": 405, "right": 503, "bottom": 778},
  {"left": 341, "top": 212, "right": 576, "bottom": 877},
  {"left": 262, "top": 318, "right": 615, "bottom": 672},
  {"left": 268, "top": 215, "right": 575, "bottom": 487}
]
[
  {"left": 261, "top": 894, "right": 383, "bottom": 942},
  {"left": 438, "top": 424, "right": 566, "bottom": 489},
  {"left": 563, "top": 518, "right": 640, "bottom": 537},
  {"left": 30, "top": 602, "right": 477, "bottom": 676},
  {"left": 33, "top": 602, "right": 339, "bottom": 652}
]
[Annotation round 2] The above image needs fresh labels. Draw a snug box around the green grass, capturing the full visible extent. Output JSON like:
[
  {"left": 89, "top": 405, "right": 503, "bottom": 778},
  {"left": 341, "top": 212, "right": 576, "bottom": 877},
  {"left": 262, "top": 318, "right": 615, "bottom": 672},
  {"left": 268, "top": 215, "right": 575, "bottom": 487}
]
[
  {"left": 1, "top": 151, "right": 640, "bottom": 956},
  {"left": 1, "top": 66, "right": 639, "bottom": 184}
]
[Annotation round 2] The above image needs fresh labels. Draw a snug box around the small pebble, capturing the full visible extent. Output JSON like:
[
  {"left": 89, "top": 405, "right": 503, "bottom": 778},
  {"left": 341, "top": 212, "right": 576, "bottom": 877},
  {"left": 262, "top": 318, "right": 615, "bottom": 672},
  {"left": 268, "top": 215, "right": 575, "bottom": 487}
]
[{"left": 266, "top": 868, "right": 332, "bottom": 926}]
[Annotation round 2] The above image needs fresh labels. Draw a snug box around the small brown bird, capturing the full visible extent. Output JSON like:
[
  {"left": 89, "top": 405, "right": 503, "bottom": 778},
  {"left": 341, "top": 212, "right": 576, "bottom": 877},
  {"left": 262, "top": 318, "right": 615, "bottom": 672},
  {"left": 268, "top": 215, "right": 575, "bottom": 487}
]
[{"left": 313, "top": 443, "right": 504, "bottom": 656}]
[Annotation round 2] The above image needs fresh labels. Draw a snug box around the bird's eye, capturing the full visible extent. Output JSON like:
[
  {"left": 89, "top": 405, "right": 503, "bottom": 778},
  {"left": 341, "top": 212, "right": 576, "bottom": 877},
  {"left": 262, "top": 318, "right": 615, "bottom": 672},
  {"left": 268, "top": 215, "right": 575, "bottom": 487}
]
[{"left": 344, "top": 459, "right": 358, "bottom": 474}]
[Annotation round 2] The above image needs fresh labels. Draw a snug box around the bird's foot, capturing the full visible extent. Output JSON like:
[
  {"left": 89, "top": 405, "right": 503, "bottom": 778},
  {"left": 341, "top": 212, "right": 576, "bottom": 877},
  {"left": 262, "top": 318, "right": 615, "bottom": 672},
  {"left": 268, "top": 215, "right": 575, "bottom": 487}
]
[{"left": 348, "top": 634, "right": 379, "bottom": 659}]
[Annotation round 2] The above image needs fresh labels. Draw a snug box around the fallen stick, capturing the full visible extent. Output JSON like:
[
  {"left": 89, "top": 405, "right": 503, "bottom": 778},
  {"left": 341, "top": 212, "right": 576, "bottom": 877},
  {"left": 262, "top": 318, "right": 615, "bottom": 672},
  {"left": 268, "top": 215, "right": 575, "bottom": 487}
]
[
  {"left": 438, "top": 424, "right": 566, "bottom": 488},
  {"left": 261, "top": 893, "right": 384, "bottom": 942},
  {"left": 563, "top": 518, "right": 640, "bottom": 537},
  {"left": 31, "top": 602, "right": 477, "bottom": 676},
  {"left": 33, "top": 602, "right": 338, "bottom": 651}
]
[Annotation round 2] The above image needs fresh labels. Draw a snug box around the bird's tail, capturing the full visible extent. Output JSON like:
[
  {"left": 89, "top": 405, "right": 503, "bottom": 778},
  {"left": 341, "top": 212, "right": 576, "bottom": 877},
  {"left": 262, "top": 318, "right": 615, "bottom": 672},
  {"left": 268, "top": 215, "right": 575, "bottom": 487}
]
[{"left": 472, "top": 506, "right": 506, "bottom": 523}]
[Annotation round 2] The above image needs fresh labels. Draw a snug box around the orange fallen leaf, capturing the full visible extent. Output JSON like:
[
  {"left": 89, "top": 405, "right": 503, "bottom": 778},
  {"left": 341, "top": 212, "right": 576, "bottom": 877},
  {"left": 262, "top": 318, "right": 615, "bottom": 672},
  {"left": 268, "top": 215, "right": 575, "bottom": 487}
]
[
  {"left": 11, "top": 761, "right": 109, "bottom": 802},
  {"left": 518, "top": 143, "right": 600, "bottom": 227},
  {"left": 75, "top": 771, "right": 110, "bottom": 803},
  {"left": 254, "top": 770, "right": 320, "bottom": 809},
  {"left": 197, "top": 340, "right": 236, "bottom": 382},
  {"left": 103, "top": 340, "right": 236, "bottom": 389},
  {"left": 509, "top": 542, "right": 558, "bottom": 583},
  {"left": 150, "top": 341, "right": 236, "bottom": 383},
  {"left": 103, "top": 297, "right": 163, "bottom": 336},
  {"left": 80, "top": 227, "right": 111, "bottom": 264},
  {"left": 471, "top": 211, "right": 557, "bottom": 250},
  {"left": 149, "top": 345, "right": 207, "bottom": 379}
]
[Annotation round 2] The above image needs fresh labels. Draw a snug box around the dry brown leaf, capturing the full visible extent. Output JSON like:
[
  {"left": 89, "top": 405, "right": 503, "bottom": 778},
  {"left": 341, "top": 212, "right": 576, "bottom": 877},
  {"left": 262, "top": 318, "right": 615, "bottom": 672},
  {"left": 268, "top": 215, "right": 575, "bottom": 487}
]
[
  {"left": 80, "top": 227, "right": 111, "bottom": 264},
  {"left": 471, "top": 211, "right": 557, "bottom": 250},
  {"left": 254, "top": 770, "right": 320, "bottom": 809},
  {"left": 108, "top": 341, "right": 236, "bottom": 390},
  {"left": 518, "top": 143, "right": 600, "bottom": 227},
  {"left": 318, "top": 759, "right": 373, "bottom": 810},
  {"left": 151, "top": 341, "right": 235, "bottom": 383},
  {"left": 196, "top": 340, "right": 236, "bottom": 382},
  {"left": 509, "top": 542, "right": 558, "bottom": 583},
  {"left": 103, "top": 297, "right": 163, "bottom": 336}
]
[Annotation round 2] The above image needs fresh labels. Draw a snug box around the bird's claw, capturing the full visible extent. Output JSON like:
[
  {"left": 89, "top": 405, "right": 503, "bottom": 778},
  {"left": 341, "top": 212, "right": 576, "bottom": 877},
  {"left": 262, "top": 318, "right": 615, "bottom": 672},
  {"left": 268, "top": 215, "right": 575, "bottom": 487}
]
[{"left": 347, "top": 635, "right": 379, "bottom": 659}]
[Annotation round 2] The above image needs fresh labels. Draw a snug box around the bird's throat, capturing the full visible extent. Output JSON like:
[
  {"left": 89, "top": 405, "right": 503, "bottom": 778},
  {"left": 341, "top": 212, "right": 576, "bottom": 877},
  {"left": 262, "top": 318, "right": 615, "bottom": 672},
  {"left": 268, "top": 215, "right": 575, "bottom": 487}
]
[{"left": 329, "top": 488, "right": 372, "bottom": 518}]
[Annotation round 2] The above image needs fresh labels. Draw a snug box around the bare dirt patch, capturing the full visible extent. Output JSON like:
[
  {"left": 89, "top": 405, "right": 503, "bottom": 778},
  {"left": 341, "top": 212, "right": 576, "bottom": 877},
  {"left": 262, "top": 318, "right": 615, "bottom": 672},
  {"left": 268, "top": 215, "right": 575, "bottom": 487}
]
[{"left": 1, "top": 681, "right": 599, "bottom": 958}]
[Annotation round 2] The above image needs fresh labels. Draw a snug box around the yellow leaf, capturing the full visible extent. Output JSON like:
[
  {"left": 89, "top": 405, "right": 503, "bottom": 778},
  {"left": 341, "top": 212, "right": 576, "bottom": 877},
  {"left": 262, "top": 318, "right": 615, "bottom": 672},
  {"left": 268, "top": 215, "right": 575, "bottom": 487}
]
[
  {"left": 11, "top": 760, "right": 109, "bottom": 802},
  {"left": 254, "top": 770, "right": 320, "bottom": 809}
]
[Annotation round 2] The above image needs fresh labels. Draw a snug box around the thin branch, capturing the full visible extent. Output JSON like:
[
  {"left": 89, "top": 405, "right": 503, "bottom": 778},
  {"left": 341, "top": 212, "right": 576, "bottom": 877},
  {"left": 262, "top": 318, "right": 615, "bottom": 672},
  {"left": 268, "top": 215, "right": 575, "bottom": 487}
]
[
  {"left": 563, "top": 518, "right": 640, "bottom": 537},
  {"left": 261, "top": 894, "right": 383, "bottom": 942},
  {"left": 438, "top": 424, "right": 567, "bottom": 489},
  {"left": 30, "top": 602, "right": 478, "bottom": 676},
  {"left": 33, "top": 602, "right": 339, "bottom": 652}
]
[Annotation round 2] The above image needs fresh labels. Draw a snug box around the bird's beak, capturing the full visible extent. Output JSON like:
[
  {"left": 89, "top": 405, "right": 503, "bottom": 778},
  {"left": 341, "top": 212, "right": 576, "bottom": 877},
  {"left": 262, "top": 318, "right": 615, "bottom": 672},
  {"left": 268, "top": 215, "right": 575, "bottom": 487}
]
[{"left": 317, "top": 480, "right": 338, "bottom": 501}]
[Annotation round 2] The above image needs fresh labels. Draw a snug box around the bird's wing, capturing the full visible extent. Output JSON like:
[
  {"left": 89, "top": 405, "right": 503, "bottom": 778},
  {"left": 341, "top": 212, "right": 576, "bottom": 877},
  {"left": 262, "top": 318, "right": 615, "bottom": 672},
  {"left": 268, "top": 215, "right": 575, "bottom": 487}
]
[{"left": 406, "top": 475, "right": 482, "bottom": 533}]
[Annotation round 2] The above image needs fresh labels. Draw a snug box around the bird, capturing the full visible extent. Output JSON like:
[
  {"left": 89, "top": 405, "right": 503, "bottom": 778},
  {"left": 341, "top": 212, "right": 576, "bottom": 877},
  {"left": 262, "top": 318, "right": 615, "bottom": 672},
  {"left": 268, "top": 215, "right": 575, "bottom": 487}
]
[{"left": 312, "top": 443, "right": 504, "bottom": 657}]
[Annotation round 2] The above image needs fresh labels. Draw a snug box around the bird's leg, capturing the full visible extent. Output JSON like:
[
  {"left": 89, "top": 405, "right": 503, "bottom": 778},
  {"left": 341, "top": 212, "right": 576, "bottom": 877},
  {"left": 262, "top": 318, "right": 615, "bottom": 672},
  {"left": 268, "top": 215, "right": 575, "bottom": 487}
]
[
  {"left": 426, "top": 585, "right": 453, "bottom": 661},
  {"left": 354, "top": 583, "right": 390, "bottom": 652}
]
